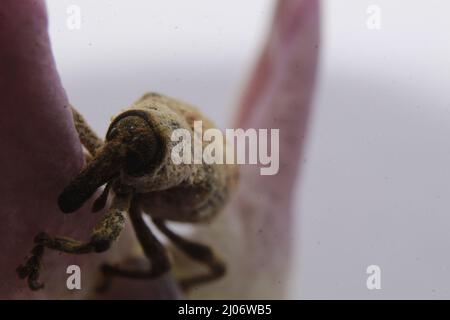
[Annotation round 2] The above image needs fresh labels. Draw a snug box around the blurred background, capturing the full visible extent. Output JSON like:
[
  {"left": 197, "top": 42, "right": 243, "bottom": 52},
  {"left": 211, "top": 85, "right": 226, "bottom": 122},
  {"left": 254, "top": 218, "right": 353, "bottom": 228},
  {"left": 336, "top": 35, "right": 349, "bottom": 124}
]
[{"left": 46, "top": 0, "right": 450, "bottom": 299}]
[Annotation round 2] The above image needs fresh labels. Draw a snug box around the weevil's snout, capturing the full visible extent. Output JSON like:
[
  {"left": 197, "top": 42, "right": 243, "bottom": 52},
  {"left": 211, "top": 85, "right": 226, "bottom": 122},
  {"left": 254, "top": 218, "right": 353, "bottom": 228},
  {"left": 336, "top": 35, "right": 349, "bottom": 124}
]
[
  {"left": 58, "top": 114, "right": 161, "bottom": 214},
  {"left": 58, "top": 143, "right": 124, "bottom": 213}
]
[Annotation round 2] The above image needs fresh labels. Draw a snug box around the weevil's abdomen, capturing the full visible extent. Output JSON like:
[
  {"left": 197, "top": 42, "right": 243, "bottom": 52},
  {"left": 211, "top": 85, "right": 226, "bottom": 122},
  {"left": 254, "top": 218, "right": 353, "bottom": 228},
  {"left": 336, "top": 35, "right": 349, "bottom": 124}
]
[
  {"left": 116, "top": 92, "right": 239, "bottom": 222},
  {"left": 137, "top": 162, "right": 237, "bottom": 222}
]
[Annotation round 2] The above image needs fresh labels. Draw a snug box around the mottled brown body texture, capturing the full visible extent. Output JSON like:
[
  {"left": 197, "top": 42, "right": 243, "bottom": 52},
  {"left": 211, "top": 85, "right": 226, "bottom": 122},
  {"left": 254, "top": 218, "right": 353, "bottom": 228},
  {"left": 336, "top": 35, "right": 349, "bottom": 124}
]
[
  {"left": 128, "top": 93, "right": 239, "bottom": 222},
  {"left": 18, "top": 92, "right": 239, "bottom": 291}
]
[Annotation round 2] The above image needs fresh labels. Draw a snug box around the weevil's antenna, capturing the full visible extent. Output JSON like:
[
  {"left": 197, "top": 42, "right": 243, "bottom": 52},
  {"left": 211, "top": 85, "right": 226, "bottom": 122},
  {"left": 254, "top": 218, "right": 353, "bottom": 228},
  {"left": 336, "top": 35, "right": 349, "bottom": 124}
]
[{"left": 58, "top": 143, "right": 125, "bottom": 213}]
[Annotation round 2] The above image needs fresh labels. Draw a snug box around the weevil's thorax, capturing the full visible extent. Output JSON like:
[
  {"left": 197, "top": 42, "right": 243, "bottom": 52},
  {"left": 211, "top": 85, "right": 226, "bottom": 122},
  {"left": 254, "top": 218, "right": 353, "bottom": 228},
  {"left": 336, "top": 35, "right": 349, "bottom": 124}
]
[{"left": 108, "top": 100, "right": 194, "bottom": 193}]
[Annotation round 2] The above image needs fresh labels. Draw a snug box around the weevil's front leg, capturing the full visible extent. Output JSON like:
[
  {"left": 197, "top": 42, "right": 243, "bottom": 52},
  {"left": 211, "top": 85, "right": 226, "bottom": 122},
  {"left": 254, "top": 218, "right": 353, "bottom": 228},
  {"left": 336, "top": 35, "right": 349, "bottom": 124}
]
[
  {"left": 70, "top": 105, "right": 104, "bottom": 156},
  {"left": 98, "top": 200, "right": 171, "bottom": 291},
  {"left": 17, "top": 192, "right": 131, "bottom": 290},
  {"left": 152, "top": 219, "right": 226, "bottom": 291}
]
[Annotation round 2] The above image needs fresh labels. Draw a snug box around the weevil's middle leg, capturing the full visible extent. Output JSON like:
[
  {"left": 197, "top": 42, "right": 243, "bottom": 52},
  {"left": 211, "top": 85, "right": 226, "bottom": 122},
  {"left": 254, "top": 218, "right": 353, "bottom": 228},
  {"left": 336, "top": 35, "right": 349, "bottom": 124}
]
[
  {"left": 70, "top": 105, "right": 104, "bottom": 156},
  {"left": 152, "top": 219, "right": 226, "bottom": 291},
  {"left": 71, "top": 105, "right": 112, "bottom": 210},
  {"left": 97, "top": 199, "right": 171, "bottom": 292},
  {"left": 17, "top": 192, "right": 131, "bottom": 290}
]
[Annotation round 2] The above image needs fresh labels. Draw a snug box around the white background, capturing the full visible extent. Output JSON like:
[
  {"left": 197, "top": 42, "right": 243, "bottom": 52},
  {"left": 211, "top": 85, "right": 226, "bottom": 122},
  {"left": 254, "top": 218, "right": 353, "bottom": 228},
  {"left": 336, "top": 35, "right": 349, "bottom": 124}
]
[{"left": 47, "top": 0, "right": 450, "bottom": 299}]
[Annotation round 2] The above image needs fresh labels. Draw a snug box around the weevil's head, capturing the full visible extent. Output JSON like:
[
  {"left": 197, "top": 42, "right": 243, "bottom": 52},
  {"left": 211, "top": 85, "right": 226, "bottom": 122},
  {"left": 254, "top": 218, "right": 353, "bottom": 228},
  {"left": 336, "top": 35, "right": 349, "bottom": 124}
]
[
  {"left": 105, "top": 110, "right": 163, "bottom": 176},
  {"left": 58, "top": 110, "right": 163, "bottom": 213}
]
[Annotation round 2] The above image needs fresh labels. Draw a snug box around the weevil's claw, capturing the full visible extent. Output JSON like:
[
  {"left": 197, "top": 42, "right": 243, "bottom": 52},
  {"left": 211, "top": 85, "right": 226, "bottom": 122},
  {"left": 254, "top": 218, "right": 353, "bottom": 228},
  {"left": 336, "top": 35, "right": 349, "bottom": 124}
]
[
  {"left": 95, "top": 263, "right": 114, "bottom": 293},
  {"left": 17, "top": 258, "right": 45, "bottom": 291},
  {"left": 178, "top": 280, "right": 195, "bottom": 294},
  {"left": 28, "top": 277, "right": 45, "bottom": 291},
  {"left": 95, "top": 281, "right": 110, "bottom": 294},
  {"left": 17, "top": 243, "right": 46, "bottom": 291},
  {"left": 16, "top": 264, "right": 31, "bottom": 279}
]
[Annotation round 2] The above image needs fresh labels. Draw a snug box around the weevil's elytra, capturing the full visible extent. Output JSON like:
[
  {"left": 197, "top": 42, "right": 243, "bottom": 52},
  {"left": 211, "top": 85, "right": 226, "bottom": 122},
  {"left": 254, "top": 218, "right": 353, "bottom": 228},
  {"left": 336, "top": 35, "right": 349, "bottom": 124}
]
[{"left": 17, "top": 92, "right": 239, "bottom": 292}]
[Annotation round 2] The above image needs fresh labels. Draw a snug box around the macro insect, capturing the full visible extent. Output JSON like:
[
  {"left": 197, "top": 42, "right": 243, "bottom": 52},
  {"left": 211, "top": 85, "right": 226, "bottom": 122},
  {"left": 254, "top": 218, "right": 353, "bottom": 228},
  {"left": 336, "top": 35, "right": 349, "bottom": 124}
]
[{"left": 17, "top": 92, "right": 239, "bottom": 291}]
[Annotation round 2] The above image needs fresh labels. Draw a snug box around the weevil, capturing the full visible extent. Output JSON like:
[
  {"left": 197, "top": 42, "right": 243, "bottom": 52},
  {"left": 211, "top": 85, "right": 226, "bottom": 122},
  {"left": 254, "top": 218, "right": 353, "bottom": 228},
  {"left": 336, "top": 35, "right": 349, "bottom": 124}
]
[{"left": 17, "top": 92, "right": 239, "bottom": 292}]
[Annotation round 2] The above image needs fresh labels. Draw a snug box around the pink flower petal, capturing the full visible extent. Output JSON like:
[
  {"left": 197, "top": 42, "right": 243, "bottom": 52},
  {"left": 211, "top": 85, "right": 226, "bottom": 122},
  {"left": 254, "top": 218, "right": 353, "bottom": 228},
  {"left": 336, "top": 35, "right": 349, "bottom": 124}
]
[
  {"left": 0, "top": 0, "right": 179, "bottom": 299},
  {"left": 188, "top": 0, "right": 320, "bottom": 299}
]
